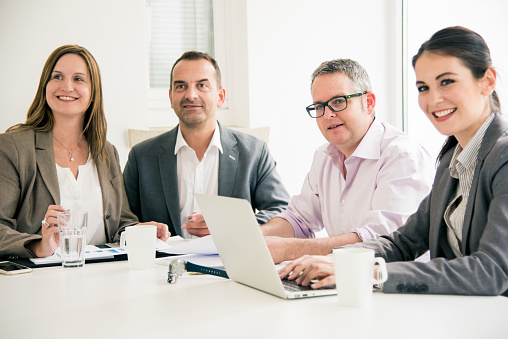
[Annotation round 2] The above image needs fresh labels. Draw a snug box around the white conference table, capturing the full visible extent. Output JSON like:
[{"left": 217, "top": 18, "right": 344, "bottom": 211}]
[{"left": 1, "top": 258, "right": 507, "bottom": 339}]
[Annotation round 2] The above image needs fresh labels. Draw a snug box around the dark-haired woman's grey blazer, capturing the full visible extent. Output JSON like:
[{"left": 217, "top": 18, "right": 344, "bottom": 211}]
[{"left": 351, "top": 113, "right": 508, "bottom": 296}]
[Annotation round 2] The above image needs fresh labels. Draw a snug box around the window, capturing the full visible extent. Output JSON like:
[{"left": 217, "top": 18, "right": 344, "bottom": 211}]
[
  {"left": 144, "top": 0, "right": 241, "bottom": 125},
  {"left": 146, "top": 0, "right": 215, "bottom": 88}
]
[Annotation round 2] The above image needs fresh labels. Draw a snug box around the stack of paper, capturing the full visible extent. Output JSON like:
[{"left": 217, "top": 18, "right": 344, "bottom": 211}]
[{"left": 156, "top": 236, "right": 223, "bottom": 268}]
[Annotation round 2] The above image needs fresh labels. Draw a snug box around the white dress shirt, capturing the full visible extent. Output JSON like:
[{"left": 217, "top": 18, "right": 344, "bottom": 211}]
[
  {"left": 277, "top": 119, "right": 434, "bottom": 241},
  {"left": 175, "top": 122, "right": 222, "bottom": 238},
  {"left": 56, "top": 157, "right": 106, "bottom": 245}
]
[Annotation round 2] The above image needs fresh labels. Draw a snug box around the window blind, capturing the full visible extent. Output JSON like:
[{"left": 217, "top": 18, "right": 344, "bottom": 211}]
[{"left": 147, "top": 0, "right": 214, "bottom": 88}]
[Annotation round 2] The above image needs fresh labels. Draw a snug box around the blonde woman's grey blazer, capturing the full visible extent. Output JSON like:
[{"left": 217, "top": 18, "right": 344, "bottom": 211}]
[{"left": 0, "top": 129, "right": 138, "bottom": 258}]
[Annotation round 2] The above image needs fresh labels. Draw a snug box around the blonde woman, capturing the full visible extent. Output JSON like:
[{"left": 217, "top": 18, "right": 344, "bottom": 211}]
[{"left": 0, "top": 45, "right": 169, "bottom": 258}]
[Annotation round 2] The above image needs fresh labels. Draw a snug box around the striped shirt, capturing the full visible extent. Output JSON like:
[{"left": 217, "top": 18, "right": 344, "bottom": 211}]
[{"left": 444, "top": 113, "right": 495, "bottom": 257}]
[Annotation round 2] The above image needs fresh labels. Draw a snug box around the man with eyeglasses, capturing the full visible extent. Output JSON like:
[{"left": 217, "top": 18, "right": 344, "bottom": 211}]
[{"left": 261, "top": 58, "right": 434, "bottom": 263}]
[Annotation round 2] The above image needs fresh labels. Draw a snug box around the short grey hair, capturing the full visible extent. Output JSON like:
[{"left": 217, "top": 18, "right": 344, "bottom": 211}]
[{"left": 310, "top": 58, "right": 372, "bottom": 93}]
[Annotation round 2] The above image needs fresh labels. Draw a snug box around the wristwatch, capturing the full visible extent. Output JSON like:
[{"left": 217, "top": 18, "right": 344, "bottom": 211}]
[{"left": 167, "top": 258, "right": 229, "bottom": 284}]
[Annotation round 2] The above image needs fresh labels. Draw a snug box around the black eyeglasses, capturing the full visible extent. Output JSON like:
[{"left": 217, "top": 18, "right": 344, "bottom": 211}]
[{"left": 306, "top": 91, "right": 367, "bottom": 118}]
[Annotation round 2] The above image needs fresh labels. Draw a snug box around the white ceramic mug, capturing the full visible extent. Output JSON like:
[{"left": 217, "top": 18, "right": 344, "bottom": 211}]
[
  {"left": 120, "top": 225, "right": 157, "bottom": 269},
  {"left": 333, "top": 248, "right": 388, "bottom": 307}
]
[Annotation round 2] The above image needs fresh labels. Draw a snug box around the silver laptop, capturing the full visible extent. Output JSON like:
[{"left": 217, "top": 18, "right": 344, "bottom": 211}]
[{"left": 195, "top": 194, "right": 336, "bottom": 299}]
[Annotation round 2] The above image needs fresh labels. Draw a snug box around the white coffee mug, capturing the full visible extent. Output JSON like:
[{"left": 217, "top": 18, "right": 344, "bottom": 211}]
[
  {"left": 333, "top": 248, "right": 388, "bottom": 307},
  {"left": 120, "top": 225, "right": 157, "bottom": 269}
]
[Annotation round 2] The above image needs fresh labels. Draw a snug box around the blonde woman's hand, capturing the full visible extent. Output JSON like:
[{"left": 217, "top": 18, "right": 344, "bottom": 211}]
[{"left": 27, "top": 205, "right": 66, "bottom": 257}]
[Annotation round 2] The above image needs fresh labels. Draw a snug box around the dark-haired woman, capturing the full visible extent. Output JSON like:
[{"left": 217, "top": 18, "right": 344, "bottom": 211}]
[
  {"left": 279, "top": 26, "right": 508, "bottom": 296},
  {"left": 0, "top": 45, "right": 169, "bottom": 258}
]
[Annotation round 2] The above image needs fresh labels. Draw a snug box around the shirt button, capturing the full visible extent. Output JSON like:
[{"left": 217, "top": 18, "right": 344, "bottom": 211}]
[{"left": 341, "top": 199, "right": 346, "bottom": 205}]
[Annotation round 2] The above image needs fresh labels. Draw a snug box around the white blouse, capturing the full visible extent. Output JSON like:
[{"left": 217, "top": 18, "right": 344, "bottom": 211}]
[{"left": 56, "top": 157, "right": 106, "bottom": 245}]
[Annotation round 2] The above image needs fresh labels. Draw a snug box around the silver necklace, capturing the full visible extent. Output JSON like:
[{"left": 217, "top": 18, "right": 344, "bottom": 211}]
[{"left": 51, "top": 133, "right": 83, "bottom": 162}]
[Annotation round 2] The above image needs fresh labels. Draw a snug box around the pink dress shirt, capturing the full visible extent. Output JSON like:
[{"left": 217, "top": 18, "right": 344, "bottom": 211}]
[{"left": 277, "top": 119, "right": 434, "bottom": 241}]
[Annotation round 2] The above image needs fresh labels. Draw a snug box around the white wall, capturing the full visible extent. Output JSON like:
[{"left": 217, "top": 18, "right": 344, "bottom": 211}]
[
  {"left": 3, "top": 1, "right": 508, "bottom": 196},
  {"left": 0, "top": 0, "right": 401, "bottom": 197},
  {"left": 0, "top": 0, "right": 150, "bottom": 169},
  {"left": 243, "top": 0, "right": 401, "bottom": 195}
]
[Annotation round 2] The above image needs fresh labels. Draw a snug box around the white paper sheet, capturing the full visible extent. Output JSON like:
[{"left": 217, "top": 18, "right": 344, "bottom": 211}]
[
  {"left": 29, "top": 244, "right": 125, "bottom": 265},
  {"left": 30, "top": 236, "right": 218, "bottom": 266}
]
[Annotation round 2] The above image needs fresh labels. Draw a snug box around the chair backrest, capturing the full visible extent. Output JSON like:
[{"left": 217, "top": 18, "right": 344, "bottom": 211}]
[
  {"left": 226, "top": 126, "right": 270, "bottom": 144},
  {"left": 127, "top": 129, "right": 166, "bottom": 148},
  {"left": 128, "top": 125, "right": 270, "bottom": 148}
]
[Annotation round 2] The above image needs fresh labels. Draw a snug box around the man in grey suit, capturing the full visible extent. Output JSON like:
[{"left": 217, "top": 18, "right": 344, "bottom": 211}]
[{"left": 123, "top": 51, "right": 289, "bottom": 238}]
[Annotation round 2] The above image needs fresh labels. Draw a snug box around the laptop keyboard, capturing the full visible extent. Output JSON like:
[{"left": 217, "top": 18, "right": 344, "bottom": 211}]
[
  {"left": 282, "top": 278, "right": 315, "bottom": 291},
  {"left": 282, "top": 278, "right": 335, "bottom": 292}
]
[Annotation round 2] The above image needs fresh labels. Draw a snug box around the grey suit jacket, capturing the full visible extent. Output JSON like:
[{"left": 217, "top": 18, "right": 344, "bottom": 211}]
[
  {"left": 353, "top": 113, "right": 508, "bottom": 296},
  {"left": 123, "top": 122, "right": 290, "bottom": 237},
  {"left": 0, "top": 130, "right": 138, "bottom": 258}
]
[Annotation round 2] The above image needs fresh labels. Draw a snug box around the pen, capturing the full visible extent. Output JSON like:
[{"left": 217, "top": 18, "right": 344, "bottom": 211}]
[
  {"left": 183, "top": 216, "right": 193, "bottom": 230},
  {"left": 188, "top": 212, "right": 198, "bottom": 222}
]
